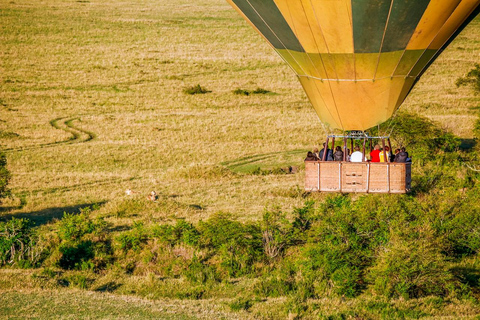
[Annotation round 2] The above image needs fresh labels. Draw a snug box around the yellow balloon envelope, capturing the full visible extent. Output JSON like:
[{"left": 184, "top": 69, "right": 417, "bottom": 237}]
[{"left": 226, "top": 0, "right": 480, "bottom": 131}]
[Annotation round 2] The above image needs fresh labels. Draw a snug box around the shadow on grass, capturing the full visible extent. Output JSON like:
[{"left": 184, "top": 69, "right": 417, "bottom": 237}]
[
  {"left": 0, "top": 202, "right": 106, "bottom": 226},
  {"left": 220, "top": 149, "right": 307, "bottom": 174},
  {"left": 94, "top": 281, "right": 123, "bottom": 293},
  {"left": 459, "top": 138, "right": 477, "bottom": 151}
]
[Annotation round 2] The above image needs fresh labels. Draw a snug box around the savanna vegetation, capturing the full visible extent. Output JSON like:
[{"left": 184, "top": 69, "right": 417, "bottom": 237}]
[{"left": 1, "top": 0, "right": 480, "bottom": 319}]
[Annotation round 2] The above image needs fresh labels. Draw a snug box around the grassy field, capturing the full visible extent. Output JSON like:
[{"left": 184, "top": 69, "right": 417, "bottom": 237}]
[{"left": 1, "top": 0, "right": 480, "bottom": 318}]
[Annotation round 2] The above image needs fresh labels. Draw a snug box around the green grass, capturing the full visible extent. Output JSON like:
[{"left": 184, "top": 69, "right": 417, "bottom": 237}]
[{"left": 0, "top": 290, "right": 212, "bottom": 320}]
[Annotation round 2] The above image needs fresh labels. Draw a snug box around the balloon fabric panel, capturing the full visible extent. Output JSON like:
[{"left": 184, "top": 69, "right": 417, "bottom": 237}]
[
  {"left": 226, "top": 0, "right": 480, "bottom": 130},
  {"left": 229, "top": 0, "right": 304, "bottom": 52}
]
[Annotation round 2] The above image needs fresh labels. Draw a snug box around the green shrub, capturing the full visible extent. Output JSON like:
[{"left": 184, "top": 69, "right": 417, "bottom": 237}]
[
  {"left": 232, "top": 87, "right": 272, "bottom": 96},
  {"left": 65, "top": 273, "right": 90, "bottom": 289},
  {"left": 115, "top": 222, "right": 148, "bottom": 254},
  {"left": 252, "top": 87, "right": 270, "bottom": 94},
  {"left": 261, "top": 208, "right": 292, "bottom": 259},
  {"left": 233, "top": 88, "right": 250, "bottom": 96},
  {"left": 183, "top": 84, "right": 210, "bottom": 95},
  {"left": 58, "top": 240, "right": 94, "bottom": 270},
  {"left": 434, "top": 200, "right": 480, "bottom": 258},
  {"left": 57, "top": 207, "right": 104, "bottom": 241},
  {"left": 254, "top": 275, "right": 295, "bottom": 298},
  {"left": 55, "top": 207, "right": 111, "bottom": 271},
  {"left": 198, "top": 213, "right": 263, "bottom": 277},
  {"left": 366, "top": 234, "right": 457, "bottom": 299},
  {"left": 183, "top": 257, "right": 219, "bottom": 284},
  {"left": 152, "top": 219, "right": 200, "bottom": 247},
  {"left": 298, "top": 194, "right": 418, "bottom": 297},
  {"left": 0, "top": 218, "right": 38, "bottom": 267}
]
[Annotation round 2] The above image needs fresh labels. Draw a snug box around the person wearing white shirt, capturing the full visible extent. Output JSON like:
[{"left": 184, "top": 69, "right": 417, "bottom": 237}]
[{"left": 350, "top": 146, "right": 366, "bottom": 162}]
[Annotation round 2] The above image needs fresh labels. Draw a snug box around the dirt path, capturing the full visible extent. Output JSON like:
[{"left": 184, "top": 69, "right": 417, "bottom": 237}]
[{"left": 4, "top": 117, "right": 96, "bottom": 153}]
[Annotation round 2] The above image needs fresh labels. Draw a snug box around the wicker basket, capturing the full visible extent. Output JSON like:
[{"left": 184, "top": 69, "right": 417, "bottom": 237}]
[{"left": 305, "top": 161, "right": 411, "bottom": 193}]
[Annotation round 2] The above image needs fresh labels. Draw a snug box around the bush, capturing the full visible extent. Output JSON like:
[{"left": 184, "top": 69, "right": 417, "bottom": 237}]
[
  {"left": 183, "top": 256, "right": 219, "bottom": 284},
  {"left": 183, "top": 84, "right": 210, "bottom": 95},
  {"left": 300, "top": 195, "right": 383, "bottom": 297},
  {"left": 65, "top": 274, "right": 90, "bottom": 289},
  {"left": 152, "top": 219, "right": 200, "bottom": 247},
  {"left": 198, "top": 213, "right": 263, "bottom": 277},
  {"left": 115, "top": 222, "right": 148, "bottom": 254},
  {"left": 434, "top": 199, "right": 480, "bottom": 258},
  {"left": 366, "top": 234, "right": 457, "bottom": 299},
  {"left": 254, "top": 275, "right": 295, "bottom": 298},
  {"left": 232, "top": 87, "right": 272, "bottom": 96},
  {"left": 55, "top": 207, "right": 111, "bottom": 270},
  {"left": 233, "top": 88, "right": 250, "bottom": 96},
  {"left": 58, "top": 240, "right": 95, "bottom": 270},
  {"left": 0, "top": 218, "right": 38, "bottom": 267},
  {"left": 57, "top": 207, "right": 104, "bottom": 241},
  {"left": 261, "top": 208, "right": 292, "bottom": 259}
]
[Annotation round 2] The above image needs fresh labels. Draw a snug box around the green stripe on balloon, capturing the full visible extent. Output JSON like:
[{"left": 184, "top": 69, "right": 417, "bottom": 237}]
[
  {"left": 352, "top": 0, "right": 431, "bottom": 53},
  {"left": 231, "top": 0, "right": 304, "bottom": 52}
]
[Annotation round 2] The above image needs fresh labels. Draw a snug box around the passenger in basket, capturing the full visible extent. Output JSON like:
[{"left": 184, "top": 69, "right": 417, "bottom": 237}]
[
  {"left": 395, "top": 147, "right": 409, "bottom": 163},
  {"left": 313, "top": 148, "right": 320, "bottom": 159},
  {"left": 370, "top": 144, "right": 381, "bottom": 162},
  {"left": 318, "top": 143, "right": 333, "bottom": 161},
  {"left": 304, "top": 151, "right": 319, "bottom": 161},
  {"left": 393, "top": 148, "right": 400, "bottom": 162},
  {"left": 350, "top": 146, "right": 366, "bottom": 162},
  {"left": 333, "top": 146, "right": 344, "bottom": 161},
  {"left": 379, "top": 146, "right": 391, "bottom": 162}
]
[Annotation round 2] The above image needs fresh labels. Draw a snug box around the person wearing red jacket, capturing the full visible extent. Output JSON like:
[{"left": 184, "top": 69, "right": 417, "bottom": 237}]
[{"left": 370, "top": 144, "right": 381, "bottom": 162}]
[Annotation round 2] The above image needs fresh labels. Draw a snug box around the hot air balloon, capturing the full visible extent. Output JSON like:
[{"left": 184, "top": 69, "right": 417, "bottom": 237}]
[{"left": 226, "top": 0, "right": 480, "bottom": 193}]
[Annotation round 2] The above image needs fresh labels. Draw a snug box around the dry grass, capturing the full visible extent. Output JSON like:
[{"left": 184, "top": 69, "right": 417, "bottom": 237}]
[
  {"left": 1, "top": 0, "right": 479, "bottom": 224},
  {"left": 1, "top": 0, "right": 480, "bottom": 317},
  {"left": 0, "top": 0, "right": 327, "bottom": 223}
]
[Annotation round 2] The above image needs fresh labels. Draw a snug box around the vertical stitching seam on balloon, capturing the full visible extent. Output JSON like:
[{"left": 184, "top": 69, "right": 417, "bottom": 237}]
[
  {"left": 405, "top": 1, "right": 464, "bottom": 78},
  {"left": 307, "top": 0, "right": 340, "bottom": 80},
  {"left": 307, "top": 0, "right": 346, "bottom": 131},
  {"left": 282, "top": 0, "right": 338, "bottom": 133},
  {"left": 243, "top": 0, "right": 309, "bottom": 76},
  {"left": 373, "top": 0, "right": 395, "bottom": 81},
  {"left": 346, "top": 0, "right": 357, "bottom": 82},
  {"left": 299, "top": 0, "right": 343, "bottom": 133},
  {"left": 283, "top": 1, "right": 324, "bottom": 79}
]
